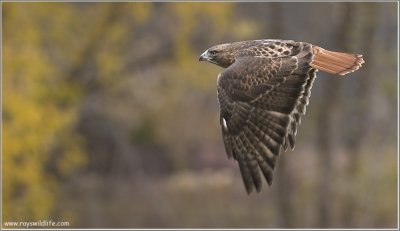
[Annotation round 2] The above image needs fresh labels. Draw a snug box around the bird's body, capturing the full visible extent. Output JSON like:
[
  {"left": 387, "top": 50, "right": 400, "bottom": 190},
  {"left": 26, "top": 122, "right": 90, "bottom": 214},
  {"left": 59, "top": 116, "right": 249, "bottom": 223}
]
[{"left": 199, "top": 39, "right": 364, "bottom": 194}]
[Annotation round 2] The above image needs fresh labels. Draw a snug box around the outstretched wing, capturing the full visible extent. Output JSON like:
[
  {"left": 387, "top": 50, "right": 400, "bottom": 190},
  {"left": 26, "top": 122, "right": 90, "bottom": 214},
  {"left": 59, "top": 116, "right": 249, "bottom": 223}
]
[{"left": 217, "top": 44, "right": 316, "bottom": 193}]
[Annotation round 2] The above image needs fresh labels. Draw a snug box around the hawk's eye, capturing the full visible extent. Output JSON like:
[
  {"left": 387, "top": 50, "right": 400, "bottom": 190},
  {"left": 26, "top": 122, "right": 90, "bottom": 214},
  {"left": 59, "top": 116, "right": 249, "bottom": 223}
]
[{"left": 209, "top": 50, "right": 218, "bottom": 55}]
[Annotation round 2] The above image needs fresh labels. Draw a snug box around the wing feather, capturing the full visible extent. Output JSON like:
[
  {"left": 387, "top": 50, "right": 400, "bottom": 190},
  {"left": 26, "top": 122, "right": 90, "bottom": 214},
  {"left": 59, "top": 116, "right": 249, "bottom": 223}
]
[
  {"left": 238, "top": 132, "right": 263, "bottom": 193},
  {"left": 217, "top": 42, "right": 316, "bottom": 192},
  {"left": 231, "top": 135, "right": 255, "bottom": 193}
]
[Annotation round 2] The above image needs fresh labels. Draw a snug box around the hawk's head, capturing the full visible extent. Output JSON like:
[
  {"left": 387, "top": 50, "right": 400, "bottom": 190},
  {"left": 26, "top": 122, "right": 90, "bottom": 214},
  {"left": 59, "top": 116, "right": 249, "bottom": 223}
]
[{"left": 199, "top": 43, "right": 236, "bottom": 68}]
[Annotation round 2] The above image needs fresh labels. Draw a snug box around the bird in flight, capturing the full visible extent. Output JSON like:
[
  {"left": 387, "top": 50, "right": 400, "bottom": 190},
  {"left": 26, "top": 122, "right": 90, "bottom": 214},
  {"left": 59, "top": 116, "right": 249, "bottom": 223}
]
[{"left": 199, "top": 39, "right": 364, "bottom": 194}]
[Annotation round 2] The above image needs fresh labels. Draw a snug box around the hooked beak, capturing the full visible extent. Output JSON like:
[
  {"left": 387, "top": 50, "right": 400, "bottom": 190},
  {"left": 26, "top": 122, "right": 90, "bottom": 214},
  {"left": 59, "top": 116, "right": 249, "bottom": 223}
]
[{"left": 199, "top": 50, "right": 210, "bottom": 62}]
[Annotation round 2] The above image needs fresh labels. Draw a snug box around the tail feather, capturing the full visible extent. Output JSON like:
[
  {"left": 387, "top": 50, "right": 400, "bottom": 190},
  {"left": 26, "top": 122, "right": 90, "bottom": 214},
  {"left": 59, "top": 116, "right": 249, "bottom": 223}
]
[{"left": 310, "top": 46, "right": 364, "bottom": 76}]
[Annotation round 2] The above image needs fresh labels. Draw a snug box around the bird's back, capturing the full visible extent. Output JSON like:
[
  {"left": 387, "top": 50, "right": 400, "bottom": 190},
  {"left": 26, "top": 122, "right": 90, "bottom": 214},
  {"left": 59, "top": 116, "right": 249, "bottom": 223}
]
[{"left": 229, "top": 39, "right": 364, "bottom": 76}]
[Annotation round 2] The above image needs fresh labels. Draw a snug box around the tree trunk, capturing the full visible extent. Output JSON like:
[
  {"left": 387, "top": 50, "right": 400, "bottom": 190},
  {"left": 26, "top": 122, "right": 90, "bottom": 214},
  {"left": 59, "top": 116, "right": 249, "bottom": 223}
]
[
  {"left": 316, "top": 3, "right": 355, "bottom": 227},
  {"left": 341, "top": 3, "right": 379, "bottom": 226}
]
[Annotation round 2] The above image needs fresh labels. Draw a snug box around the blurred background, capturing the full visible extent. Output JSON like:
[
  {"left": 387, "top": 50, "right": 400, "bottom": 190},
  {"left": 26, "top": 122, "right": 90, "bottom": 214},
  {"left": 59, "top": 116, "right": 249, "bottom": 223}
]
[{"left": 2, "top": 2, "right": 398, "bottom": 228}]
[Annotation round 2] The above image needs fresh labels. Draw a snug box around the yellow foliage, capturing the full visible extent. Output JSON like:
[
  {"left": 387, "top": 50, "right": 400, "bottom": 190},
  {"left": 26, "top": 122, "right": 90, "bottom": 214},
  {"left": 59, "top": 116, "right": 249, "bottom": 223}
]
[
  {"left": 129, "top": 2, "right": 153, "bottom": 24},
  {"left": 3, "top": 3, "right": 86, "bottom": 222}
]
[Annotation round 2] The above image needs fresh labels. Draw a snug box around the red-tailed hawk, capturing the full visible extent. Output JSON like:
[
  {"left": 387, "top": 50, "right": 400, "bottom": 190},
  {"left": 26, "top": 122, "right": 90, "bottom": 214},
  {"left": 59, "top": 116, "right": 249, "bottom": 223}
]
[{"left": 199, "top": 39, "right": 364, "bottom": 194}]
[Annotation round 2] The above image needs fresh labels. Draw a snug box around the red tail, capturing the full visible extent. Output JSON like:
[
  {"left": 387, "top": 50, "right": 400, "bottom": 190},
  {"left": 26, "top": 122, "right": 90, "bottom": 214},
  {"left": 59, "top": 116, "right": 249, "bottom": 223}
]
[{"left": 310, "top": 46, "right": 364, "bottom": 76}]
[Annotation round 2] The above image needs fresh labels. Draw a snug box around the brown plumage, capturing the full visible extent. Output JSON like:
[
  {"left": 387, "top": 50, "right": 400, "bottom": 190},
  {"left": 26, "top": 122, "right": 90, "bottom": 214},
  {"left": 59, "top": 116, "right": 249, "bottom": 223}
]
[{"left": 199, "top": 39, "right": 364, "bottom": 194}]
